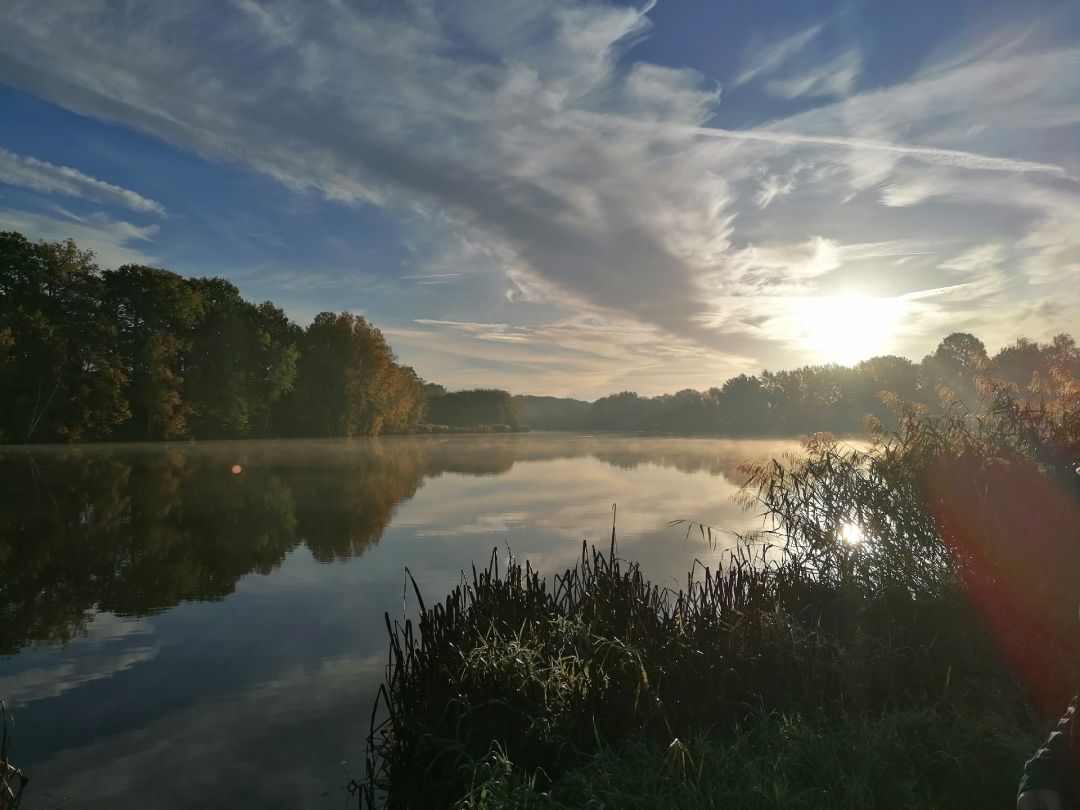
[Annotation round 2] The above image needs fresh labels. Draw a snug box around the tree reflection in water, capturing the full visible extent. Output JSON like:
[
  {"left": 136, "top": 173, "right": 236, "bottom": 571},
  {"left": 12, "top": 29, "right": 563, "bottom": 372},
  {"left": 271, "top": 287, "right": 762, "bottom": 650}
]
[{"left": 0, "top": 436, "right": 784, "bottom": 652}]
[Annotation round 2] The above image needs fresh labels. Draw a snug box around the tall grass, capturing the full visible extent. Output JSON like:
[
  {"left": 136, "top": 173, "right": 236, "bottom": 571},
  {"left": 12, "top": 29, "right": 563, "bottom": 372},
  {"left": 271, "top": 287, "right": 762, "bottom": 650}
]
[
  {"left": 456, "top": 709, "right": 1035, "bottom": 810},
  {"left": 358, "top": 537, "right": 1034, "bottom": 807},
  {"left": 1, "top": 701, "right": 27, "bottom": 810},
  {"left": 360, "top": 372, "right": 1079, "bottom": 808}
]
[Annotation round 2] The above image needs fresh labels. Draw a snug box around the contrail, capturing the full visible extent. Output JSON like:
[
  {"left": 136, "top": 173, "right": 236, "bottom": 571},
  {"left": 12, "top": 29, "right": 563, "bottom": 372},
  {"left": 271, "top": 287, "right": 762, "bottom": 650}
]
[
  {"left": 568, "top": 111, "right": 1067, "bottom": 177},
  {"left": 682, "top": 125, "right": 1067, "bottom": 175}
]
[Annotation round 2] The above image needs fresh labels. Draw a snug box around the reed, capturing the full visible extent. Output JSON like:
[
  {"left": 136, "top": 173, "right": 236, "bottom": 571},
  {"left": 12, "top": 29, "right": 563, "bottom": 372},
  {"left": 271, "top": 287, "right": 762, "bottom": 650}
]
[
  {"left": 456, "top": 708, "right": 1036, "bottom": 809},
  {"left": 358, "top": 535, "right": 1033, "bottom": 808},
  {"left": 0, "top": 701, "right": 27, "bottom": 810},
  {"left": 359, "top": 380, "right": 1079, "bottom": 808}
]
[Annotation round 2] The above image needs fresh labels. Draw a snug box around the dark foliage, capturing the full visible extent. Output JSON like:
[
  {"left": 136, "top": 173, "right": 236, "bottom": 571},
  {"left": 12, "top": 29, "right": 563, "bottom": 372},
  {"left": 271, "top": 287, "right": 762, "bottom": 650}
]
[
  {"left": 516, "top": 335, "right": 1080, "bottom": 437},
  {"left": 427, "top": 390, "right": 521, "bottom": 428},
  {"left": 0, "top": 231, "right": 436, "bottom": 441}
]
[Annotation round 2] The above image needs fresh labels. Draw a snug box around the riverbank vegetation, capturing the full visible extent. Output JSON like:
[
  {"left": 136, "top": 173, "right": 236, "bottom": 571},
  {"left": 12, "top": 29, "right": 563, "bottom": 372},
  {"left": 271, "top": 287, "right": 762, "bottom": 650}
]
[
  {"left": 515, "top": 331, "right": 1080, "bottom": 436},
  {"left": 6, "top": 231, "right": 1078, "bottom": 447},
  {"left": 0, "top": 231, "right": 525, "bottom": 442},
  {"left": 360, "top": 351, "right": 1080, "bottom": 808}
]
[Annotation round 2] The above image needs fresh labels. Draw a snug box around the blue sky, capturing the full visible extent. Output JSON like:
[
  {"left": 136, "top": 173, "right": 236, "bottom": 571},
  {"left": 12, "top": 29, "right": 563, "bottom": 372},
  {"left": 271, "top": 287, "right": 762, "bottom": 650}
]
[{"left": 0, "top": 0, "right": 1077, "bottom": 397}]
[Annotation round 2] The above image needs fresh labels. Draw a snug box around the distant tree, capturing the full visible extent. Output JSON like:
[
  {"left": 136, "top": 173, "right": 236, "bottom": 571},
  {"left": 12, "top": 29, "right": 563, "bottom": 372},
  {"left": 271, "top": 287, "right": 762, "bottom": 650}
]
[
  {"left": 285, "top": 312, "right": 417, "bottom": 437},
  {"left": 380, "top": 364, "right": 427, "bottom": 431},
  {"left": 422, "top": 382, "right": 448, "bottom": 400},
  {"left": 250, "top": 301, "right": 301, "bottom": 436},
  {"left": 427, "top": 389, "right": 519, "bottom": 427},
  {"left": 717, "top": 374, "right": 768, "bottom": 434},
  {"left": 0, "top": 233, "right": 129, "bottom": 442},
  {"left": 761, "top": 369, "right": 804, "bottom": 434},
  {"left": 183, "top": 279, "right": 301, "bottom": 438},
  {"left": 920, "top": 332, "right": 988, "bottom": 406},
  {"left": 991, "top": 334, "right": 1080, "bottom": 405},
  {"left": 2, "top": 230, "right": 1077, "bottom": 446},
  {"left": 932, "top": 332, "right": 988, "bottom": 372},
  {"left": 185, "top": 277, "right": 256, "bottom": 437},
  {"left": 854, "top": 355, "right": 920, "bottom": 426},
  {"left": 102, "top": 264, "right": 205, "bottom": 440},
  {"left": 513, "top": 395, "right": 590, "bottom": 430}
]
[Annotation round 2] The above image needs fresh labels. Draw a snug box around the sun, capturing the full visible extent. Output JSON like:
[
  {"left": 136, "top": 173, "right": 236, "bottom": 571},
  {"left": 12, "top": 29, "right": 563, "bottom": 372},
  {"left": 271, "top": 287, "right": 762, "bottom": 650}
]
[
  {"left": 838, "top": 522, "right": 865, "bottom": 546},
  {"left": 798, "top": 294, "right": 905, "bottom": 366}
]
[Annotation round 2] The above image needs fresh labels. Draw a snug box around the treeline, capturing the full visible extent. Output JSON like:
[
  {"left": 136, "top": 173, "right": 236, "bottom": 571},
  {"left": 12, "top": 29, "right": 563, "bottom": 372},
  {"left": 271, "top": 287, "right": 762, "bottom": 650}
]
[
  {"left": 424, "top": 387, "right": 521, "bottom": 429},
  {"left": 0, "top": 231, "right": 452, "bottom": 442},
  {"left": 5, "top": 231, "right": 1076, "bottom": 444},
  {"left": 516, "top": 331, "right": 1080, "bottom": 435}
]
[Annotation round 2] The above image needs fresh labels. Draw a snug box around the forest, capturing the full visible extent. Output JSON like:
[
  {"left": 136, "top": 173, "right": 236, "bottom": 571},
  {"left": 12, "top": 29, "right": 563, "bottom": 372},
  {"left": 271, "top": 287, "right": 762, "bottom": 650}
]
[
  {"left": 0, "top": 231, "right": 523, "bottom": 443},
  {"left": 3, "top": 230, "right": 1077, "bottom": 445},
  {"left": 516, "top": 332, "right": 1080, "bottom": 435}
]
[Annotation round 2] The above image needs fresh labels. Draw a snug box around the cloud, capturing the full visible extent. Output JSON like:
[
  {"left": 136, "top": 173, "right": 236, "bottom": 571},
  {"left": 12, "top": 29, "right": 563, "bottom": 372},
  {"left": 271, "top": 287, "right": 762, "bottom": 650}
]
[
  {"left": 764, "top": 49, "right": 861, "bottom": 100},
  {"left": 0, "top": 207, "right": 159, "bottom": 267},
  {"left": 0, "top": 613, "right": 157, "bottom": 706},
  {"left": 0, "top": 1, "right": 1076, "bottom": 379},
  {"left": 400, "top": 272, "right": 465, "bottom": 285},
  {"left": 666, "top": 121, "right": 1067, "bottom": 176},
  {"left": 721, "top": 236, "right": 935, "bottom": 293},
  {"left": 734, "top": 21, "right": 860, "bottom": 100},
  {"left": 388, "top": 315, "right": 755, "bottom": 398},
  {"left": 0, "top": 147, "right": 165, "bottom": 214},
  {"left": 880, "top": 175, "right": 954, "bottom": 207},
  {"left": 731, "top": 236, "right": 842, "bottom": 285},
  {"left": 754, "top": 172, "right": 796, "bottom": 209},
  {"left": 939, "top": 243, "right": 1006, "bottom": 275},
  {"left": 733, "top": 23, "right": 825, "bottom": 88}
]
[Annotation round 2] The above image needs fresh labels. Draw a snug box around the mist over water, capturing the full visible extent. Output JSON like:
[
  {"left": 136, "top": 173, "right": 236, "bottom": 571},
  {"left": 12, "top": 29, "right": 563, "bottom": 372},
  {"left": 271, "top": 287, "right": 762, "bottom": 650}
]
[{"left": 0, "top": 434, "right": 797, "bottom": 810}]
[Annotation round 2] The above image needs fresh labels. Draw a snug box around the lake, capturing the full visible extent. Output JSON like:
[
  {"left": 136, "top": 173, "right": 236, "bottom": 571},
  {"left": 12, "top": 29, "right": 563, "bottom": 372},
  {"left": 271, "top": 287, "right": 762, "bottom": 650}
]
[{"left": 0, "top": 434, "right": 799, "bottom": 809}]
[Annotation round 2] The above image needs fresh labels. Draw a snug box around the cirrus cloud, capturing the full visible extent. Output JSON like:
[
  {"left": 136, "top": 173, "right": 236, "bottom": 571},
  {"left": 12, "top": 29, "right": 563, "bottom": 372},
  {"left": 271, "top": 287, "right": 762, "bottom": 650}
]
[{"left": 0, "top": 0, "right": 1077, "bottom": 385}]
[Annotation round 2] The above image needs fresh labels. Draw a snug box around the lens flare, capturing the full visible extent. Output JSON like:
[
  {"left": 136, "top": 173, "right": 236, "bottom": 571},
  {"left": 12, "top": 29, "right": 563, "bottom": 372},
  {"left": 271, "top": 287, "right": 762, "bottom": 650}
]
[{"left": 838, "top": 522, "right": 864, "bottom": 545}]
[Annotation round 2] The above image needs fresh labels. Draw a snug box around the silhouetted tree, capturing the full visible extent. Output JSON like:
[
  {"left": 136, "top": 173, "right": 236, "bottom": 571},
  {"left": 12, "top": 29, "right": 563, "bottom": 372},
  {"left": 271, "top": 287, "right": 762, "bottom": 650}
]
[
  {"left": 0, "top": 233, "right": 129, "bottom": 442},
  {"left": 281, "top": 311, "right": 421, "bottom": 437},
  {"left": 102, "top": 263, "right": 205, "bottom": 439},
  {"left": 426, "top": 389, "right": 519, "bottom": 427}
]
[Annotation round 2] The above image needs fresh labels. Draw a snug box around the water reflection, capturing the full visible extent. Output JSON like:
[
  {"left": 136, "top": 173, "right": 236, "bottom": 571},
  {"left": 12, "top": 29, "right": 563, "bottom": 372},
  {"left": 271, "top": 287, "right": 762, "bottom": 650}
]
[
  {"left": 0, "top": 434, "right": 794, "bottom": 809},
  {"left": 0, "top": 435, "right": 783, "bottom": 653}
]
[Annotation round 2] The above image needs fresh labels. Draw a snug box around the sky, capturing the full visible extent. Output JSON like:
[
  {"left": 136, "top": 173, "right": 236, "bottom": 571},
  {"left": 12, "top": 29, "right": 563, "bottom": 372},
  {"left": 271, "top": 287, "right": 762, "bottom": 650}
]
[{"left": 0, "top": 0, "right": 1077, "bottom": 398}]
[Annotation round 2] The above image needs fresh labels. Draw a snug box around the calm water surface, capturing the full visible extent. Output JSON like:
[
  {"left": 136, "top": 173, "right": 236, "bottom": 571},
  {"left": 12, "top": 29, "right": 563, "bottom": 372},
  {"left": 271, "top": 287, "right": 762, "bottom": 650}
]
[{"left": 0, "top": 434, "right": 797, "bottom": 809}]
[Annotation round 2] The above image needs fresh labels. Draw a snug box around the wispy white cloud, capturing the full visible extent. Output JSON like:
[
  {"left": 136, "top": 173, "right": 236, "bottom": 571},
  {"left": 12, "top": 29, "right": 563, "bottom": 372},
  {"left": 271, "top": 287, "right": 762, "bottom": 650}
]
[
  {"left": 388, "top": 315, "right": 755, "bottom": 398},
  {"left": 0, "top": 147, "right": 165, "bottom": 214},
  {"left": 401, "top": 272, "right": 465, "bottom": 286},
  {"left": 0, "top": 1, "right": 1076, "bottom": 382},
  {"left": 754, "top": 172, "right": 796, "bottom": 209},
  {"left": 664, "top": 121, "right": 1067, "bottom": 176},
  {"left": 733, "top": 23, "right": 825, "bottom": 88},
  {"left": 0, "top": 613, "right": 156, "bottom": 706},
  {"left": 734, "top": 19, "right": 861, "bottom": 100},
  {"left": 764, "top": 48, "right": 861, "bottom": 100},
  {"left": 0, "top": 207, "right": 159, "bottom": 267}
]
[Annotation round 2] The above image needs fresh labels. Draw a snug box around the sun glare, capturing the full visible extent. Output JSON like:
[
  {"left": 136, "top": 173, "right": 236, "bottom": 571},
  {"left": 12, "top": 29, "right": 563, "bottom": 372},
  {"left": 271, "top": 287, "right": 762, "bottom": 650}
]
[
  {"left": 839, "top": 522, "right": 865, "bottom": 546},
  {"left": 800, "top": 295, "right": 905, "bottom": 366}
]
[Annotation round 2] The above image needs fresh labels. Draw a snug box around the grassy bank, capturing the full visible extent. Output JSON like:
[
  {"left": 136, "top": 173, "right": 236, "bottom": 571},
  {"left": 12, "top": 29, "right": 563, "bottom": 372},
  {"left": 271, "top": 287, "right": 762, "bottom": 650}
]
[
  {"left": 358, "top": 538, "right": 1043, "bottom": 808},
  {"left": 359, "top": 373, "right": 1080, "bottom": 808},
  {"left": 458, "top": 709, "right": 1034, "bottom": 809}
]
